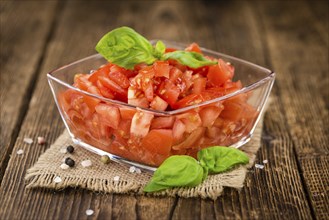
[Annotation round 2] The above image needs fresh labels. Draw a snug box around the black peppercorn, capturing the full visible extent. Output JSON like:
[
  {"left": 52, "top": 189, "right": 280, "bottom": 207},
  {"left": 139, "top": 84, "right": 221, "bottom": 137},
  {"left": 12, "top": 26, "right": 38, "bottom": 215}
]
[
  {"left": 67, "top": 145, "right": 74, "bottom": 153},
  {"left": 65, "top": 157, "right": 75, "bottom": 167}
]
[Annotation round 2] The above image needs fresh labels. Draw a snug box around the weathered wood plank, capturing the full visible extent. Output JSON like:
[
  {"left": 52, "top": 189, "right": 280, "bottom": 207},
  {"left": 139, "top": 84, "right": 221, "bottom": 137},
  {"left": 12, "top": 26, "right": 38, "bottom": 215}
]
[
  {"left": 0, "top": 0, "right": 59, "bottom": 182},
  {"left": 257, "top": 1, "right": 328, "bottom": 219},
  {"left": 0, "top": 0, "right": 323, "bottom": 219}
]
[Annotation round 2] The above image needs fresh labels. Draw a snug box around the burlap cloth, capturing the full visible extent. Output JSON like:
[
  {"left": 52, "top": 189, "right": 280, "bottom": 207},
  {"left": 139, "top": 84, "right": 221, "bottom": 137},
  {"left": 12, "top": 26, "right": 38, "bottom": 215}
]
[{"left": 25, "top": 116, "right": 264, "bottom": 200}]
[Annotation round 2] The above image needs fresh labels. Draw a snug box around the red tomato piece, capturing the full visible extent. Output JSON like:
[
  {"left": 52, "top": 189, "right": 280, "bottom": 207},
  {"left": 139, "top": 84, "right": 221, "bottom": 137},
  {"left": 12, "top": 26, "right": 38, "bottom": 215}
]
[
  {"left": 169, "top": 67, "right": 183, "bottom": 83},
  {"left": 207, "top": 59, "right": 233, "bottom": 87},
  {"left": 192, "top": 76, "right": 207, "bottom": 94},
  {"left": 151, "top": 116, "right": 175, "bottom": 129},
  {"left": 199, "top": 105, "right": 223, "bottom": 127},
  {"left": 108, "top": 67, "right": 130, "bottom": 89},
  {"left": 172, "top": 119, "right": 186, "bottom": 143},
  {"left": 150, "top": 96, "right": 168, "bottom": 111},
  {"left": 95, "top": 103, "right": 121, "bottom": 129},
  {"left": 128, "top": 97, "right": 149, "bottom": 108},
  {"left": 176, "top": 111, "right": 202, "bottom": 133},
  {"left": 119, "top": 107, "right": 136, "bottom": 120},
  {"left": 141, "top": 129, "right": 173, "bottom": 156},
  {"left": 98, "top": 76, "right": 128, "bottom": 101},
  {"left": 96, "top": 80, "right": 115, "bottom": 99},
  {"left": 173, "top": 94, "right": 204, "bottom": 109},
  {"left": 88, "top": 63, "right": 112, "bottom": 84},
  {"left": 74, "top": 74, "right": 92, "bottom": 91},
  {"left": 157, "top": 79, "right": 180, "bottom": 107},
  {"left": 153, "top": 61, "right": 170, "bottom": 78},
  {"left": 130, "top": 111, "right": 154, "bottom": 138},
  {"left": 172, "top": 127, "right": 205, "bottom": 150},
  {"left": 185, "top": 42, "right": 202, "bottom": 53}
]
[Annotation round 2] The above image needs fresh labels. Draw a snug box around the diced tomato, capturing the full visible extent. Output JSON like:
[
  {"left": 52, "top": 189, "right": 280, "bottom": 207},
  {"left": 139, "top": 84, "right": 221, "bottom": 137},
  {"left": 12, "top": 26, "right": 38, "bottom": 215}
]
[
  {"left": 128, "top": 97, "right": 149, "bottom": 108},
  {"left": 115, "top": 119, "right": 131, "bottom": 138},
  {"left": 108, "top": 70, "right": 130, "bottom": 89},
  {"left": 151, "top": 116, "right": 175, "bottom": 129},
  {"left": 173, "top": 94, "right": 204, "bottom": 109},
  {"left": 185, "top": 42, "right": 202, "bottom": 53},
  {"left": 176, "top": 111, "right": 202, "bottom": 133},
  {"left": 157, "top": 79, "right": 180, "bottom": 107},
  {"left": 165, "top": 48, "right": 177, "bottom": 53},
  {"left": 119, "top": 107, "right": 136, "bottom": 120},
  {"left": 172, "top": 127, "right": 205, "bottom": 150},
  {"left": 88, "top": 63, "right": 112, "bottom": 83},
  {"left": 150, "top": 96, "right": 168, "bottom": 111},
  {"left": 207, "top": 59, "right": 233, "bottom": 87},
  {"left": 192, "top": 76, "right": 207, "bottom": 94},
  {"left": 169, "top": 67, "right": 182, "bottom": 83},
  {"left": 95, "top": 103, "right": 121, "bottom": 129},
  {"left": 96, "top": 80, "right": 114, "bottom": 99},
  {"left": 84, "top": 86, "right": 101, "bottom": 111},
  {"left": 153, "top": 61, "right": 170, "bottom": 78},
  {"left": 172, "top": 119, "right": 186, "bottom": 143},
  {"left": 130, "top": 111, "right": 154, "bottom": 137},
  {"left": 199, "top": 106, "right": 223, "bottom": 127},
  {"left": 98, "top": 76, "right": 128, "bottom": 101},
  {"left": 74, "top": 74, "right": 92, "bottom": 91},
  {"left": 141, "top": 129, "right": 173, "bottom": 156},
  {"left": 143, "top": 81, "right": 154, "bottom": 102}
]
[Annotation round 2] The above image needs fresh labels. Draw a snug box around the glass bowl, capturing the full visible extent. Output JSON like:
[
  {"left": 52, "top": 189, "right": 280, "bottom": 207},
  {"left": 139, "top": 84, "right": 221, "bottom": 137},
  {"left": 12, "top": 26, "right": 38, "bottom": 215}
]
[{"left": 47, "top": 40, "right": 275, "bottom": 171}]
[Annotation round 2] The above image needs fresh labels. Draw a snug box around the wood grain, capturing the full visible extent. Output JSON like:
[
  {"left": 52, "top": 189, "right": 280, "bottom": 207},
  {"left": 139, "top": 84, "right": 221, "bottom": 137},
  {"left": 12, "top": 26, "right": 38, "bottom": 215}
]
[
  {"left": 0, "top": 0, "right": 59, "bottom": 182},
  {"left": 257, "top": 1, "right": 328, "bottom": 219},
  {"left": 0, "top": 0, "right": 327, "bottom": 219}
]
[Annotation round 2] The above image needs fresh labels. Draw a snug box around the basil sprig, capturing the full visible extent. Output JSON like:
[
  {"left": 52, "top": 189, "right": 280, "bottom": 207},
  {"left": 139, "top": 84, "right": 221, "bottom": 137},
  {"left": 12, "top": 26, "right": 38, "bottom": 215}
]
[
  {"left": 95, "top": 26, "right": 217, "bottom": 69},
  {"left": 144, "top": 146, "right": 249, "bottom": 193}
]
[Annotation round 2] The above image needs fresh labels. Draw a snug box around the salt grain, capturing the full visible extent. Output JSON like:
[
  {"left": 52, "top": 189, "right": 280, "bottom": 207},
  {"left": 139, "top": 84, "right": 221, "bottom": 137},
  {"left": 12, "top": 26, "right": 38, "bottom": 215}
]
[
  {"left": 60, "top": 148, "right": 67, "bottom": 154},
  {"left": 60, "top": 163, "right": 70, "bottom": 170},
  {"left": 263, "top": 159, "right": 268, "bottom": 164},
  {"left": 255, "top": 164, "right": 265, "bottom": 169},
  {"left": 86, "top": 209, "right": 94, "bottom": 216},
  {"left": 23, "top": 137, "right": 33, "bottom": 144},
  {"left": 37, "top": 137, "right": 46, "bottom": 145},
  {"left": 54, "top": 176, "right": 62, "bottom": 183},
  {"left": 113, "top": 176, "right": 120, "bottom": 182},
  {"left": 129, "top": 166, "right": 136, "bottom": 173},
  {"left": 81, "top": 160, "right": 92, "bottom": 167},
  {"left": 135, "top": 168, "right": 142, "bottom": 174},
  {"left": 16, "top": 149, "right": 24, "bottom": 155}
]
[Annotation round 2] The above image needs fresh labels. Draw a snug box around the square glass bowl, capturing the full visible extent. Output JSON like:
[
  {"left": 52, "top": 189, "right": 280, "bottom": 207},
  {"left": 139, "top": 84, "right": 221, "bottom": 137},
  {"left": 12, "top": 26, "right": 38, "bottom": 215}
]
[{"left": 47, "top": 40, "right": 275, "bottom": 171}]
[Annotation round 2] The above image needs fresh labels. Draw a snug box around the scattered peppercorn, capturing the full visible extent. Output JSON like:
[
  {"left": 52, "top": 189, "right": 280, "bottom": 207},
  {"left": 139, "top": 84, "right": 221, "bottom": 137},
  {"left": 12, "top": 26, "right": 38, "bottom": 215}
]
[
  {"left": 65, "top": 157, "right": 75, "bottom": 167},
  {"left": 101, "top": 155, "right": 111, "bottom": 164},
  {"left": 66, "top": 145, "right": 74, "bottom": 153}
]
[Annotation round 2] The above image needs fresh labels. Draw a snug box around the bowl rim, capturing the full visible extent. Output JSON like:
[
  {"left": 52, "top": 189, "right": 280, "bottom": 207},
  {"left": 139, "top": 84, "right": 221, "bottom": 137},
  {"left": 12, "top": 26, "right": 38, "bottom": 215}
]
[{"left": 47, "top": 40, "right": 275, "bottom": 116}]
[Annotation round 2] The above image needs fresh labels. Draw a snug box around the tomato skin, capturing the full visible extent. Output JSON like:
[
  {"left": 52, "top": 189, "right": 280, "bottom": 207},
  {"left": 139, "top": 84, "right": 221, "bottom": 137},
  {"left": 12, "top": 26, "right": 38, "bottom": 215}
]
[
  {"left": 130, "top": 112, "right": 154, "bottom": 138},
  {"left": 141, "top": 129, "right": 173, "bottom": 156},
  {"left": 153, "top": 61, "right": 170, "bottom": 78},
  {"left": 95, "top": 104, "right": 121, "bottom": 129},
  {"left": 199, "top": 105, "right": 223, "bottom": 127},
  {"left": 207, "top": 59, "right": 233, "bottom": 87},
  {"left": 151, "top": 116, "right": 175, "bottom": 129},
  {"left": 88, "top": 63, "right": 112, "bottom": 83},
  {"left": 150, "top": 96, "right": 168, "bottom": 111},
  {"left": 98, "top": 76, "right": 128, "bottom": 101},
  {"left": 185, "top": 42, "right": 202, "bottom": 53},
  {"left": 108, "top": 69, "right": 130, "bottom": 89},
  {"left": 192, "top": 76, "right": 207, "bottom": 94},
  {"left": 157, "top": 79, "right": 180, "bottom": 107},
  {"left": 172, "top": 119, "right": 186, "bottom": 143}
]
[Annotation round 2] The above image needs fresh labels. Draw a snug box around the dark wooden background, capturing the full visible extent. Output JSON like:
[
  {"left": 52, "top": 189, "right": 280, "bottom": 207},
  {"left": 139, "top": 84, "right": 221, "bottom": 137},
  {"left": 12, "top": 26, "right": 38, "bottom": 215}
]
[{"left": 0, "top": 0, "right": 328, "bottom": 219}]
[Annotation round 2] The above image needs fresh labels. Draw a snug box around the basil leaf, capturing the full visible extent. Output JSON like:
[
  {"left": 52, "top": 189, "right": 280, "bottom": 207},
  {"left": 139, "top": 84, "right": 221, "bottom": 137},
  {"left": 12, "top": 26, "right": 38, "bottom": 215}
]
[
  {"left": 162, "top": 51, "right": 217, "bottom": 68},
  {"left": 153, "top": 40, "right": 166, "bottom": 59},
  {"left": 95, "top": 26, "right": 156, "bottom": 69},
  {"left": 144, "top": 155, "right": 204, "bottom": 192},
  {"left": 197, "top": 146, "right": 249, "bottom": 173}
]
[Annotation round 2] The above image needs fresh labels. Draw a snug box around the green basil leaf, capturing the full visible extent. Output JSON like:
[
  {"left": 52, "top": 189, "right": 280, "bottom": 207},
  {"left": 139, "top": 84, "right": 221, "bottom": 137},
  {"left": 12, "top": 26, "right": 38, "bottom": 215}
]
[
  {"left": 197, "top": 146, "right": 249, "bottom": 174},
  {"left": 162, "top": 51, "right": 217, "bottom": 68},
  {"left": 153, "top": 40, "right": 166, "bottom": 59},
  {"left": 144, "top": 155, "right": 204, "bottom": 193},
  {"left": 95, "top": 26, "right": 156, "bottom": 69}
]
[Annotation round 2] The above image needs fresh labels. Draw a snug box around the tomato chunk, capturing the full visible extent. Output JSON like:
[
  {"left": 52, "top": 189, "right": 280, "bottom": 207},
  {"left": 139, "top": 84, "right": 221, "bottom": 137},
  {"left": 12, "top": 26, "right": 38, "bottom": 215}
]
[{"left": 142, "top": 129, "right": 173, "bottom": 156}]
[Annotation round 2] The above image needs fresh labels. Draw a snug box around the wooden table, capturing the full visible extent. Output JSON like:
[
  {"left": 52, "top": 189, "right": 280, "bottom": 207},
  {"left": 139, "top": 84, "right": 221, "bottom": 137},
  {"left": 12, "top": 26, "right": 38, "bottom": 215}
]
[{"left": 1, "top": 0, "right": 328, "bottom": 219}]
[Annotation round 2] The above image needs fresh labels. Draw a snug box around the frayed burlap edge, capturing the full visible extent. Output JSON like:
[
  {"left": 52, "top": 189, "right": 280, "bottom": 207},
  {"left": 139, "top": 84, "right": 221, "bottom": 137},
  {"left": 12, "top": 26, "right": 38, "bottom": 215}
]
[{"left": 25, "top": 112, "right": 264, "bottom": 200}]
